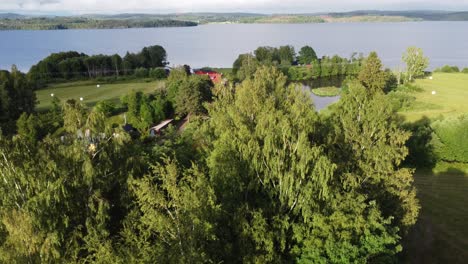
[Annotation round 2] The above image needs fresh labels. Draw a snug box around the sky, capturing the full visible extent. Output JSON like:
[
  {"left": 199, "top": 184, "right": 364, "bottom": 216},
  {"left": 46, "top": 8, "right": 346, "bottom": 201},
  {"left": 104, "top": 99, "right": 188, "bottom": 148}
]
[{"left": 1, "top": 0, "right": 468, "bottom": 14}]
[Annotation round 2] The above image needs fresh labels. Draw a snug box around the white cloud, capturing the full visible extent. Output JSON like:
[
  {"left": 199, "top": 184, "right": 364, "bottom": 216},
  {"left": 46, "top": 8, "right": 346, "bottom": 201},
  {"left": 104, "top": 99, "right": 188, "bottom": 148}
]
[{"left": 1, "top": 0, "right": 468, "bottom": 14}]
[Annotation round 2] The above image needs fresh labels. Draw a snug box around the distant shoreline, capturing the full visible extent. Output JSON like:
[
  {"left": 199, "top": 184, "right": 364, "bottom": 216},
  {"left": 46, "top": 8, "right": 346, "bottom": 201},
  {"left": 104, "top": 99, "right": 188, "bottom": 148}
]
[{"left": 1, "top": 10, "right": 468, "bottom": 30}]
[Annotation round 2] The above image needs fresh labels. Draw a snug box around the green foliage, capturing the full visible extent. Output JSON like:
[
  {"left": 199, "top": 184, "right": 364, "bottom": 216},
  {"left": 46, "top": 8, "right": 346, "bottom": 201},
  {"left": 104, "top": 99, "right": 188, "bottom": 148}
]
[
  {"left": 462, "top": 68, "right": 468, "bottom": 73},
  {"left": 122, "top": 159, "right": 220, "bottom": 262},
  {"left": 174, "top": 75, "right": 213, "bottom": 116},
  {"left": 233, "top": 53, "right": 260, "bottom": 81},
  {"left": 434, "top": 65, "right": 461, "bottom": 73},
  {"left": 402, "top": 46, "right": 429, "bottom": 82},
  {"left": 358, "top": 52, "right": 388, "bottom": 93},
  {"left": 134, "top": 67, "right": 149, "bottom": 78},
  {"left": 329, "top": 82, "right": 419, "bottom": 230},
  {"left": 0, "top": 64, "right": 423, "bottom": 262},
  {"left": 149, "top": 68, "right": 167, "bottom": 79},
  {"left": 16, "top": 113, "right": 39, "bottom": 144},
  {"left": 0, "top": 17, "right": 197, "bottom": 30},
  {"left": 28, "top": 45, "right": 168, "bottom": 86},
  {"left": 203, "top": 66, "right": 417, "bottom": 262},
  {"left": 0, "top": 67, "right": 37, "bottom": 134},
  {"left": 123, "top": 90, "right": 171, "bottom": 132},
  {"left": 0, "top": 106, "right": 141, "bottom": 262},
  {"left": 403, "top": 117, "right": 437, "bottom": 168},
  {"left": 297, "top": 46, "right": 318, "bottom": 65},
  {"left": 431, "top": 114, "right": 468, "bottom": 163},
  {"left": 95, "top": 100, "right": 117, "bottom": 117}
]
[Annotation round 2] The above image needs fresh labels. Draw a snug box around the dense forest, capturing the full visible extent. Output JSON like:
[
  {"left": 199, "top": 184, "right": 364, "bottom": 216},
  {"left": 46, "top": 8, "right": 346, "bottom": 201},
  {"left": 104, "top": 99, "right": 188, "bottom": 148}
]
[
  {"left": 27, "top": 45, "right": 168, "bottom": 87},
  {"left": 0, "top": 43, "right": 467, "bottom": 263},
  {"left": 0, "top": 17, "right": 197, "bottom": 30}
]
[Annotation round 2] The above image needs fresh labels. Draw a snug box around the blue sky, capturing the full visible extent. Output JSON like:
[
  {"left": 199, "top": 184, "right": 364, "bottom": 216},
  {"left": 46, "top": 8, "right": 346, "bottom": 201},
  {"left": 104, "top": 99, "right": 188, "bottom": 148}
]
[{"left": 1, "top": 0, "right": 468, "bottom": 14}]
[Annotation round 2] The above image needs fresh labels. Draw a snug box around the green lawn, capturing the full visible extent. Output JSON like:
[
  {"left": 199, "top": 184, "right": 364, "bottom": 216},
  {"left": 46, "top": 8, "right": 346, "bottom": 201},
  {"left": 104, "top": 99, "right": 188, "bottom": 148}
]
[
  {"left": 401, "top": 73, "right": 468, "bottom": 121},
  {"left": 404, "top": 163, "right": 468, "bottom": 263},
  {"left": 36, "top": 80, "right": 164, "bottom": 111}
]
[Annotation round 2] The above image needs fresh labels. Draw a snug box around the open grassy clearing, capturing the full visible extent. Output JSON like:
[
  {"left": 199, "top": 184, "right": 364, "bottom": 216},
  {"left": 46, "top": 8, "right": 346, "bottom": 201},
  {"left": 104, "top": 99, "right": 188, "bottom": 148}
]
[
  {"left": 400, "top": 73, "right": 468, "bottom": 122},
  {"left": 36, "top": 80, "right": 164, "bottom": 111}
]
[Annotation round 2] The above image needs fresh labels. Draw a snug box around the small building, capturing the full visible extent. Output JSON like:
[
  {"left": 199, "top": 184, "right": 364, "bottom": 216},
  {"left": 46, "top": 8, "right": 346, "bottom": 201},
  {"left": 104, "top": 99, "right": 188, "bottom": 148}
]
[
  {"left": 194, "top": 69, "right": 223, "bottom": 83},
  {"left": 150, "top": 119, "right": 174, "bottom": 137}
]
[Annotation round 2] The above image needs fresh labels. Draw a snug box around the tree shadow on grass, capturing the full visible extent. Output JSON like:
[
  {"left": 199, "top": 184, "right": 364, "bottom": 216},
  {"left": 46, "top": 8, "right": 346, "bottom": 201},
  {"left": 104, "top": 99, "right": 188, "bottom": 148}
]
[{"left": 401, "top": 166, "right": 468, "bottom": 264}]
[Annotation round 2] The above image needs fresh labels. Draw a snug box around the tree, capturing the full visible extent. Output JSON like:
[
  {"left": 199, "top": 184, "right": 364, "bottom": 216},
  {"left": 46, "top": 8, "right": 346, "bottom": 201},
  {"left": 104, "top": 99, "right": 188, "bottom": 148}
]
[
  {"left": 16, "top": 113, "right": 38, "bottom": 144},
  {"left": 328, "top": 81, "right": 420, "bottom": 231},
  {"left": 278, "top": 45, "right": 296, "bottom": 66},
  {"left": 232, "top": 53, "right": 260, "bottom": 81},
  {"left": 111, "top": 54, "right": 122, "bottom": 76},
  {"left": 297, "top": 46, "right": 318, "bottom": 65},
  {"left": 402, "top": 46, "right": 429, "bottom": 82},
  {"left": 358, "top": 52, "right": 388, "bottom": 93},
  {"left": 174, "top": 75, "right": 213, "bottom": 116},
  {"left": 203, "top": 66, "right": 415, "bottom": 262},
  {"left": 121, "top": 159, "right": 220, "bottom": 262}
]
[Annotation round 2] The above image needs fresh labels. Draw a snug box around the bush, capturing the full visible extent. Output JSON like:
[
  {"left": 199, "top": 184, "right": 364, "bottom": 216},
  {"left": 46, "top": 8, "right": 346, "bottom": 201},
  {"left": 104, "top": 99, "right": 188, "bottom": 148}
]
[
  {"left": 134, "top": 67, "right": 149, "bottom": 78},
  {"left": 387, "top": 90, "right": 416, "bottom": 111},
  {"left": 462, "top": 68, "right": 468, "bottom": 74},
  {"left": 149, "top": 68, "right": 167, "bottom": 80},
  {"left": 95, "top": 100, "right": 117, "bottom": 116},
  {"left": 431, "top": 114, "right": 468, "bottom": 163}
]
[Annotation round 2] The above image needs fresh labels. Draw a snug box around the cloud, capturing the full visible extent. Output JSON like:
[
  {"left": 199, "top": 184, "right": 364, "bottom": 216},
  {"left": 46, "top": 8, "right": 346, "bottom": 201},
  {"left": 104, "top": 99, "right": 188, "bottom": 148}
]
[{"left": 1, "top": 0, "right": 468, "bottom": 14}]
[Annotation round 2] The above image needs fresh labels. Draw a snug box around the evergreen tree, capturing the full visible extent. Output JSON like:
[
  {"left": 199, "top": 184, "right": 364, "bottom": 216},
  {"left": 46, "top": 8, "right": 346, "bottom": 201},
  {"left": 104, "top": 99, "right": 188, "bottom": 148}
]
[{"left": 358, "top": 52, "right": 388, "bottom": 93}]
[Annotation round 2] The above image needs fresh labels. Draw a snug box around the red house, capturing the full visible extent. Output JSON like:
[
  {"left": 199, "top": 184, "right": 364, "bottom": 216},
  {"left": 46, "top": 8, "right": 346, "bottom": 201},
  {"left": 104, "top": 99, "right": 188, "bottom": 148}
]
[{"left": 194, "top": 70, "right": 223, "bottom": 83}]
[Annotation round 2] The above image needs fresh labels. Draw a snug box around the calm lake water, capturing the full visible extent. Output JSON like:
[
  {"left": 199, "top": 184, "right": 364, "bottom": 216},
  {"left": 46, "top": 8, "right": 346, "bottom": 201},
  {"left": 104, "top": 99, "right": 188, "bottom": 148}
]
[{"left": 1, "top": 22, "right": 468, "bottom": 72}]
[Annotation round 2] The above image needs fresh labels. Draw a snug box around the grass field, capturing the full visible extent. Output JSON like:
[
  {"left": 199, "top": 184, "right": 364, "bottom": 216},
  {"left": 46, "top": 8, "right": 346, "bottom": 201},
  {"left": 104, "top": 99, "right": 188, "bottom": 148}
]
[
  {"left": 404, "top": 162, "right": 468, "bottom": 263},
  {"left": 36, "top": 79, "right": 164, "bottom": 111},
  {"left": 401, "top": 73, "right": 468, "bottom": 121}
]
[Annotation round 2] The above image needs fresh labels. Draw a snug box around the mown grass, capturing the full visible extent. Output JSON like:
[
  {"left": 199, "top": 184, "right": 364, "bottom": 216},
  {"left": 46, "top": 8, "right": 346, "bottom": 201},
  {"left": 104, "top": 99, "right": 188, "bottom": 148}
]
[
  {"left": 403, "top": 162, "right": 468, "bottom": 263},
  {"left": 401, "top": 73, "right": 468, "bottom": 122},
  {"left": 311, "top": 86, "right": 341, "bottom": 97},
  {"left": 36, "top": 79, "right": 164, "bottom": 111}
]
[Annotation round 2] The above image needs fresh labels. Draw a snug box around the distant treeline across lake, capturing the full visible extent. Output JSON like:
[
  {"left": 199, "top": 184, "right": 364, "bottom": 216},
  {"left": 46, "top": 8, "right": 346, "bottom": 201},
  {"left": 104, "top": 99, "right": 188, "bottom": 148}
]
[{"left": 1, "top": 22, "right": 468, "bottom": 72}]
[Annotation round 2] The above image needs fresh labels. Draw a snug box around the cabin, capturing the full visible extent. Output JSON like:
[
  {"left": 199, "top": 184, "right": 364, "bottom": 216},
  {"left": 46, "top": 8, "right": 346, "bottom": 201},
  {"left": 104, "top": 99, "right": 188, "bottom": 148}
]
[
  {"left": 194, "top": 69, "right": 223, "bottom": 83},
  {"left": 150, "top": 119, "right": 174, "bottom": 137}
]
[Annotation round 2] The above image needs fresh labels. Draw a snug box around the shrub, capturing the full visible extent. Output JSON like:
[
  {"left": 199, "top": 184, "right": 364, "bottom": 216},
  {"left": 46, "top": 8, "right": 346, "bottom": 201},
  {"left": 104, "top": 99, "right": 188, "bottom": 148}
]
[
  {"left": 431, "top": 114, "right": 468, "bottom": 163},
  {"left": 95, "top": 100, "right": 117, "bottom": 116},
  {"left": 462, "top": 68, "right": 468, "bottom": 74},
  {"left": 134, "top": 67, "right": 149, "bottom": 78},
  {"left": 387, "top": 90, "right": 416, "bottom": 111},
  {"left": 149, "top": 68, "right": 167, "bottom": 80}
]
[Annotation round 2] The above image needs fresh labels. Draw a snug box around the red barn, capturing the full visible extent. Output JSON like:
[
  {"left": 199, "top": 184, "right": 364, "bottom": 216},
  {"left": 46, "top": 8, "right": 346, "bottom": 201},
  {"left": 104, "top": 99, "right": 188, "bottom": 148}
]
[{"left": 194, "top": 70, "right": 223, "bottom": 83}]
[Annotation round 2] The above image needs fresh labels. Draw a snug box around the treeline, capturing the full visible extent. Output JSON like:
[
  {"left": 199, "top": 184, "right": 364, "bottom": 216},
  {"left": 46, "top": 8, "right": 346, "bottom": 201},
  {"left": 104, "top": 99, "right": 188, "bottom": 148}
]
[
  {"left": 28, "top": 45, "right": 168, "bottom": 87},
  {"left": 232, "top": 45, "right": 364, "bottom": 83},
  {"left": 0, "top": 66, "right": 36, "bottom": 133},
  {"left": 0, "top": 17, "right": 197, "bottom": 30},
  {"left": 434, "top": 65, "right": 468, "bottom": 73}
]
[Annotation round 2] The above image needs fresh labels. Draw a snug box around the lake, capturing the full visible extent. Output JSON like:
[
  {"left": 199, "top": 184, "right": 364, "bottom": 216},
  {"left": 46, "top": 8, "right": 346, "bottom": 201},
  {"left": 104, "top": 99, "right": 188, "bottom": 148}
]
[{"left": 1, "top": 22, "right": 468, "bottom": 72}]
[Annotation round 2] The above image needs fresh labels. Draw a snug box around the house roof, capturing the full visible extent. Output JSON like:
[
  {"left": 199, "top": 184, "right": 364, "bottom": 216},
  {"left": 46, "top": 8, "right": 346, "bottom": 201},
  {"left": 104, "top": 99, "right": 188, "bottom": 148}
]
[{"left": 150, "top": 119, "right": 174, "bottom": 131}]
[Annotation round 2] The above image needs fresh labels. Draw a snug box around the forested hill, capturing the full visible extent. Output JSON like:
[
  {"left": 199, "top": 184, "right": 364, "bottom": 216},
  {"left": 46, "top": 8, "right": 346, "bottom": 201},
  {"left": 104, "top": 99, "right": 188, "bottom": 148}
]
[{"left": 0, "top": 16, "right": 197, "bottom": 30}]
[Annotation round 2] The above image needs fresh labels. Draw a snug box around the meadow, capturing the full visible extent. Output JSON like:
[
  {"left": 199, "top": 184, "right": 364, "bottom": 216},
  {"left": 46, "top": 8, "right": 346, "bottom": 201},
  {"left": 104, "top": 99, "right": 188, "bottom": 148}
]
[
  {"left": 401, "top": 73, "right": 468, "bottom": 121},
  {"left": 36, "top": 79, "right": 164, "bottom": 111}
]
